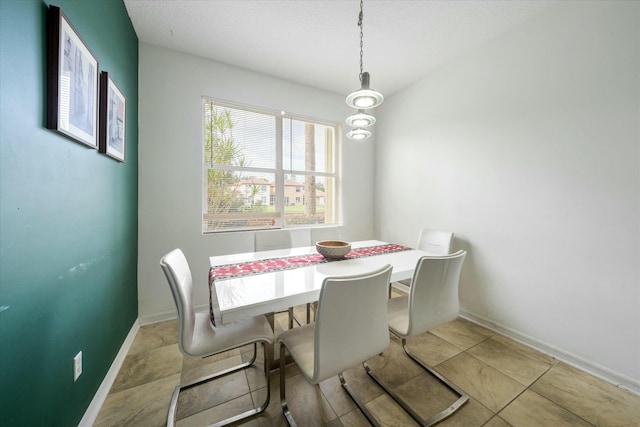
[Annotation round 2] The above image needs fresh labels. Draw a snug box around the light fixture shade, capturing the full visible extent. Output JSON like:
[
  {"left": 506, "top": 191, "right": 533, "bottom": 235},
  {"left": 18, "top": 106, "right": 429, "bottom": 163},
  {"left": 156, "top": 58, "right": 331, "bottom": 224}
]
[
  {"left": 346, "top": 72, "right": 384, "bottom": 109},
  {"left": 346, "top": 110, "right": 376, "bottom": 128},
  {"left": 346, "top": 128, "right": 372, "bottom": 140}
]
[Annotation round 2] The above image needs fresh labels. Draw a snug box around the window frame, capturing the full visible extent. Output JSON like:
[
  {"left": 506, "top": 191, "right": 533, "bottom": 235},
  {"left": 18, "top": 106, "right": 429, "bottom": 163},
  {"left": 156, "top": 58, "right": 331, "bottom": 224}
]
[{"left": 202, "top": 98, "right": 342, "bottom": 234}]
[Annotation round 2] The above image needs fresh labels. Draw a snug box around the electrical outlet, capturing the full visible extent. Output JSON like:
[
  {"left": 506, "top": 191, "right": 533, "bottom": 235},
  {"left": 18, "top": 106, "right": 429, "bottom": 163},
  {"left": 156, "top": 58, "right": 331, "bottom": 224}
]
[{"left": 73, "top": 351, "right": 82, "bottom": 382}]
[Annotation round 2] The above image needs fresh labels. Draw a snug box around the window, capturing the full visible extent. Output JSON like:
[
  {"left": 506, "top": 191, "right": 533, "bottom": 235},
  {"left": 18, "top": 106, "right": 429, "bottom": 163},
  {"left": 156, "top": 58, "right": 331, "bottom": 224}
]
[{"left": 202, "top": 99, "right": 340, "bottom": 233}]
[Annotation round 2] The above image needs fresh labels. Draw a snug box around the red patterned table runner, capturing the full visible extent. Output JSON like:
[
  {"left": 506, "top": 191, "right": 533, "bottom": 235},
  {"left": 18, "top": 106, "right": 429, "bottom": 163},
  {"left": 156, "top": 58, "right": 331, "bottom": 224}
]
[{"left": 210, "top": 243, "right": 410, "bottom": 281}]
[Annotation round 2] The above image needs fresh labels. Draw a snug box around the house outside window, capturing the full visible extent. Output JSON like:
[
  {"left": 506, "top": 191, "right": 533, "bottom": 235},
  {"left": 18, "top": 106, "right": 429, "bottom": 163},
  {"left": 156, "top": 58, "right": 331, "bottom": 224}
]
[{"left": 202, "top": 98, "right": 340, "bottom": 232}]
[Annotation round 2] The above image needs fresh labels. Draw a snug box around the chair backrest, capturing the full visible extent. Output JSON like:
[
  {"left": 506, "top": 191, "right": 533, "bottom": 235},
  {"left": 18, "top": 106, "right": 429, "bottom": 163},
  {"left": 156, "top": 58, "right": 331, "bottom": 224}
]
[
  {"left": 417, "top": 228, "right": 454, "bottom": 255},
  {"left": 160, "top": 249, "right": 198, "bottom": 356},
  {"left": 313, "top": 265, "right": 393, "bottom": 383},
  {"left": 407, "top": 250, "right": 466, "bottom": 336},
  {"left": 254, "top": 229, "right": 292, "bottom": 251},
  {"left": 310, "top": 227, "right": 341, "bottom": 244}
]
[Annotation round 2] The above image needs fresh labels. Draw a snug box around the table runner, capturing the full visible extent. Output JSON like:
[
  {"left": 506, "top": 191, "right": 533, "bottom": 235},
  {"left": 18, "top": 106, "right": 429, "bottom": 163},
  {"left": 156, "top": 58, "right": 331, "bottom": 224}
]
[
  {"left": 211, "top": 243, "right": 410, "bottom": 280},
  {"left": 208, "top": 243, "right": 410, "bottom": 325}
]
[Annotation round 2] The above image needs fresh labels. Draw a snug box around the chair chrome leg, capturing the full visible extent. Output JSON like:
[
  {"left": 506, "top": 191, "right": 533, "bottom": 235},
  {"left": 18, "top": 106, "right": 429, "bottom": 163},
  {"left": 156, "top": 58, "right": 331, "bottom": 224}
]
[
  {"left": 280, "top": 343, "right": 297, "bottom": 427},
  {"left": 364, "top": 338, "right": 469, "bottom": 427},
  {"left": 339, "top": 372, "right": 381, "bottom": 426},
  {"left": 244, "top": 342, "right": 258, "bottom": 365},
  {"left": 279, "top": 347, "right": 378, "bottom": 426},
  {"left": 303, "top": 302, "right": 318, "bottom": 323},
  {"left": 288, "top": 307, "right": 294, "bottom": 329},
  {"left": 288, "top": 307, "right": 304, "bottom": 329},
  {"left": 166, "top": 340, "right": 271, "bottom": 427}
]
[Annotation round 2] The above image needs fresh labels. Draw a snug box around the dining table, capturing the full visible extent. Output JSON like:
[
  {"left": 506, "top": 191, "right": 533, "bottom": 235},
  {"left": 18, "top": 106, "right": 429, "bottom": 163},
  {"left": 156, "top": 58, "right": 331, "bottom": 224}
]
[{"left": 209, "top": 239, "right": 436, "bottom": 326}]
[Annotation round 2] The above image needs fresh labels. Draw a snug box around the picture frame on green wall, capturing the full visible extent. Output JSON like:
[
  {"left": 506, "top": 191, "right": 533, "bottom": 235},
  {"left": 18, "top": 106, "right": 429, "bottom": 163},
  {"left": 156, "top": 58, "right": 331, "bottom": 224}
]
[
  {"left": 46, "top": 5, "right": 99, "bottom": 149},
  {"left": 99, "top": 72, "right": 126, "bottom": 162}
]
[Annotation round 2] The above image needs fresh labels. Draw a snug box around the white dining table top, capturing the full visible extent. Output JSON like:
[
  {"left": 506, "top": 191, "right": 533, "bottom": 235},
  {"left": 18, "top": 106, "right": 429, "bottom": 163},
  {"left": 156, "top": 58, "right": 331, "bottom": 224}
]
[{"left": 209, "top": 240, "right": 435, "bottom": 324}]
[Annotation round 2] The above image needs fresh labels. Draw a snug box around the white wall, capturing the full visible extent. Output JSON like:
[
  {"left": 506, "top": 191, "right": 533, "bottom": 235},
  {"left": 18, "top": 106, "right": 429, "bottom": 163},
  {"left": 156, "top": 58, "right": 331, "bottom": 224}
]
[
  {"left": 138, "top": 44, "right": 376, "bottom": 323},
  {"left": 375, "top": 1, "right": 639, "bottom": 391}
]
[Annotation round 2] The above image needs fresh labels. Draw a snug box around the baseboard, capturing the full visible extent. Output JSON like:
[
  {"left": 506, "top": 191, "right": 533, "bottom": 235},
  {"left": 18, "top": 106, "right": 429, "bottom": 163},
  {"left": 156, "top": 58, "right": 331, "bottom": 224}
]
[
  {"left": 78, "top": 319, "right": 140, "bottom": 427},
  {"left": 460, "top": 309, "right": 640, "bottom": 395},
  {"left": 138, "top": 304, "right": 206, "bottom": 326},
  {"left": 138, "top": 308, "right": 177, "bottom": 326}
]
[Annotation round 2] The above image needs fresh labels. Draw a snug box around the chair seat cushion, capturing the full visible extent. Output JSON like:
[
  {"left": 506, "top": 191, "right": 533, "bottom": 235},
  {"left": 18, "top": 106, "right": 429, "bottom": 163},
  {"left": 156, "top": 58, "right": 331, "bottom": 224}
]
[
  {"left": 387, "top": 295, "right": 410, "bottom": 337},
  {"left": 278, "top": 323, "right": 316, "bottom": 382},
  {"left": 185, "top": 311, "right": 274, "bottom": 357}
]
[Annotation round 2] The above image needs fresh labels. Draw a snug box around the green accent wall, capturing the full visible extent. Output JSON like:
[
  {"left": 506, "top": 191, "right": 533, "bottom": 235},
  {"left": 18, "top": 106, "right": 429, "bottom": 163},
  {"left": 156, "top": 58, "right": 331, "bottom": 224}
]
[{"left": 0, "top": 1, "right": 138, "bottom": 425}]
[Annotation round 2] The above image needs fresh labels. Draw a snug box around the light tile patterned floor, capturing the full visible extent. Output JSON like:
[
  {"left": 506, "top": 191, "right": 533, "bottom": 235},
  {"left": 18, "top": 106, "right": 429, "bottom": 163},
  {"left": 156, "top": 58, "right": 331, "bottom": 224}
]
[{"left": 95, "top": 296, "right": 640, "bottom": 427}]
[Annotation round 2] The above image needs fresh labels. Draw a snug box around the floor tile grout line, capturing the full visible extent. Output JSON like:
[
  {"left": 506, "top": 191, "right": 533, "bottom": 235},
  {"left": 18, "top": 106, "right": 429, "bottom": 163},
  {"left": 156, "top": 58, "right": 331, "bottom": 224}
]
[
  {"left": 516, "top": 388, "right": 597, "bottom": 427},
  {"left": 464, "top": 342, "right": 559, "bottom": 389},
  {"left": 489, "top": 361, "right": 599, "bottom": 427},
  {"left": 527, "top": 365, "right": 612, "bottom": 427},
  {"left": 432, "top": 350, "right": 554, "bottom": 420}
]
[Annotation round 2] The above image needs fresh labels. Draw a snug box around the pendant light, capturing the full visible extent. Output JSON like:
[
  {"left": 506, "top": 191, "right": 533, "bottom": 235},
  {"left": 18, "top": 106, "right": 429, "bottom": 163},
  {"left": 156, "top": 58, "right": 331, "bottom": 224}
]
[
  {"left": 346, "top": 128, "right": 372, "bottom": 140},
  {"left": 346, "top": 109, "right": 376, "bottom": 128},
  {"left": 346, "top": 72, "right": 383, "bottom": 109},
  {"left": 346, "top": 0, "right": 383, "bottom": 140}
]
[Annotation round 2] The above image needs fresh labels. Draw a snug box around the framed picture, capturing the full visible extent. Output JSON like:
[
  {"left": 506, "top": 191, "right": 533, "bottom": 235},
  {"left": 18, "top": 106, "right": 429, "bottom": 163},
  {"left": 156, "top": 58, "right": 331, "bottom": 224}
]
[
  {"left": 46, "top": 6, "right": 99, "bottom": 148},
  {"left": 99, "top": 72, "right": 126, "bottom": 162}
]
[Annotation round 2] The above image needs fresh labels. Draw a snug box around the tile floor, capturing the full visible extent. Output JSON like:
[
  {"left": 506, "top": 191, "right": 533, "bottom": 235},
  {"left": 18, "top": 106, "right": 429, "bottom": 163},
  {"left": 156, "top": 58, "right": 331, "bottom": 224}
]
[{"left": 95, "top": 294, "right": 640, "bottom": 427}]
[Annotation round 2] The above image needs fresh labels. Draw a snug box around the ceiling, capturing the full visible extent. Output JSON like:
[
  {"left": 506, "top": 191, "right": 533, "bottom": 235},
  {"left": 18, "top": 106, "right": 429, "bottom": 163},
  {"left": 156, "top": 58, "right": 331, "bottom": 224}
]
[{"left": 124, "top": 0, "right": 556, "bottom": 97}]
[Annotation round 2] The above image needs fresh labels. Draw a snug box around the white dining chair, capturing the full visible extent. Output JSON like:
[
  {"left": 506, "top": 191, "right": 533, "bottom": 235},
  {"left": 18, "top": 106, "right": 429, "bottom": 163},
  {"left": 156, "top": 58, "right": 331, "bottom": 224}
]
[
  {"left": 391, "top": 228, "right": 454, "bottom": 296},
  {"left": 254, "top": 229, "right": 292, "bottom": 252},
  {"left": 416, "top": 228, "right": 454, "bottom": 254},
  {"left": 309, "top": 226, "right": 341, "bottom": 244},
  {"left": 278, "top": 265, "right": 393, "bottom": 427},
  {"left": 160, "top": 249, "right": 274, "bottom": 427},
  {"left": 368, "top": 250, "right": 468, "bottom": 426}
]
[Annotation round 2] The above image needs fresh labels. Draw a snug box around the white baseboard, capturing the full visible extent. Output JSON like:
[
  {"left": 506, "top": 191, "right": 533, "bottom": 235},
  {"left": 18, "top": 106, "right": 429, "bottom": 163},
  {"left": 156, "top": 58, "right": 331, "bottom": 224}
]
[
  {"left": 138, "top": 309, "right": 177, "bottom": 326},
  {"left": 460, "top": 309, "right": 640, "bottom": 395},
  {"left": 138, "top": 304, "right": 207, "bottom": 326},
  {"left": 78, "top": 319, "right": 140, "bottom": 427}
]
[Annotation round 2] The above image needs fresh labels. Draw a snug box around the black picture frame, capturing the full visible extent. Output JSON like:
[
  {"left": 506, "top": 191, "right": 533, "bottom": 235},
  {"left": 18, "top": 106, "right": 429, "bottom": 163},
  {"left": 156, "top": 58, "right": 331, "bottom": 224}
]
[
  {"left": 46, "top": 5, "right": 99, "bottom": 148},
  {"left": 99, "top": 72, "right": 126, "bottom": 162}
]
